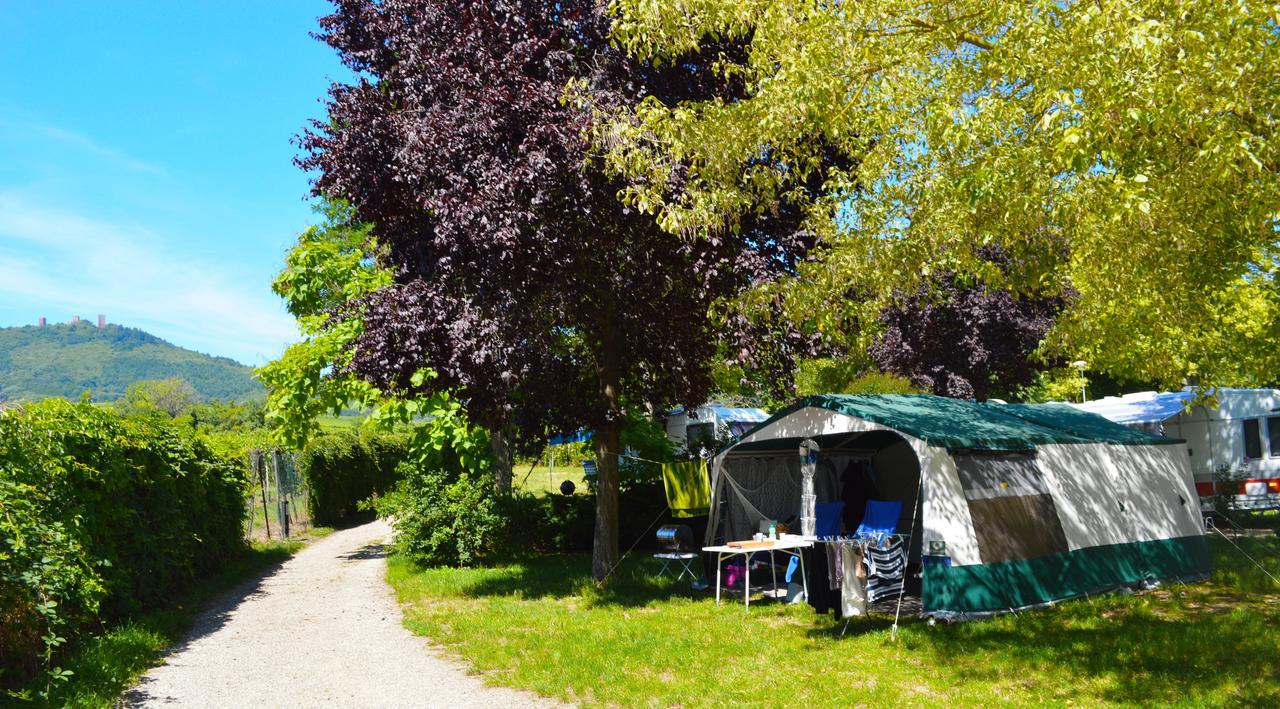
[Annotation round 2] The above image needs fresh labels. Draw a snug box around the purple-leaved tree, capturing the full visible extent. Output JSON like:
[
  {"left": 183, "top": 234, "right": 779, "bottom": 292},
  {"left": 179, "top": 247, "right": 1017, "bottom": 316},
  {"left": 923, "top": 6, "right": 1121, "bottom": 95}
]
[
  {"left": 869, "top": 270, "right": 1063, "bottom": 401},
  {"left": 300, "top": 0, "right": 821, "bottom": 581}
]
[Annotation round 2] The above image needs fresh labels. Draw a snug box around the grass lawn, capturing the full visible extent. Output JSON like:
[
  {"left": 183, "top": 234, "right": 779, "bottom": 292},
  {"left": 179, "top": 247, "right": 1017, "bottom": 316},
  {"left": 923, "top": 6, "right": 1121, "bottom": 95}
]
[
  {"left": 34, "top": 529, "right": 330, "bottom": 708},
  {"left": 315, "top": 413, "right": 367, "bottom": 433},
  {"left": 388, "top": 535, "right": 1280, "bottom": 706},
  {"left": 512, "top": 464, "right": 591, "bottom": 496}
]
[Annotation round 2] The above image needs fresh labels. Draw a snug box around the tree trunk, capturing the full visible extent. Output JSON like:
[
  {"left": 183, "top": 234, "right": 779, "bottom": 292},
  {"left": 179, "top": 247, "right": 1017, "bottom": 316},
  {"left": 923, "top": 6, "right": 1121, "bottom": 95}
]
[
  {"left": 490, "top": 427, "right": 513, "bottom": 494},
  {"left": 591, "top": 415, "right": 621, "bottom": 583},
  {"left": 591, "top": 329, "right": 622, "bottom": 584}
]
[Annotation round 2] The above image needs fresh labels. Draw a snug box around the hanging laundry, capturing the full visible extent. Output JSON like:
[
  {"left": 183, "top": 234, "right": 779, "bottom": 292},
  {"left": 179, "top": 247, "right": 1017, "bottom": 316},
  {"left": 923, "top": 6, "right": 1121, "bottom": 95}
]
[
  {"left": 805, "top": 547, "right": 837, "bottom": 614},
  {"left": 826, "top": 543, "right": 842, "bottom": 590},
  {"left": 865, "top": 536, "right": 907, "bottom": 603},
  {"left": 840, "top": 543, "right": 868, "bottom": 617},
  {"left": 661, "top": 460, "right": 711, "bottom": 518}
]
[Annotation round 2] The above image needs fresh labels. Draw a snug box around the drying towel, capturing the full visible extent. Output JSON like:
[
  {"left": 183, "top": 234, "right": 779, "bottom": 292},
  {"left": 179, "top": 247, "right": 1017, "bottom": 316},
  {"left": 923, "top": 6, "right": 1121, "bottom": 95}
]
[
  {"left": 840, "top": 544, "right": 868, "bottom": 617},
  {"left": 865, "top": 537, "right": 907, "bottom": 603},
  {"left": 825, "top": 543, "right": 842, "bottom": 590},
  {"left": 662, "top": 460, "right": 711, "bottom": 518}
]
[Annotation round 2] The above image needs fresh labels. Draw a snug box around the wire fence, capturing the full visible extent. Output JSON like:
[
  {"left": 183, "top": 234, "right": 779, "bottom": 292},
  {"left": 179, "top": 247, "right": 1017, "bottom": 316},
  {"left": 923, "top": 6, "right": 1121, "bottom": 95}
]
[{"left": 244, "top": 448, "right": 311, "bottom": 541}]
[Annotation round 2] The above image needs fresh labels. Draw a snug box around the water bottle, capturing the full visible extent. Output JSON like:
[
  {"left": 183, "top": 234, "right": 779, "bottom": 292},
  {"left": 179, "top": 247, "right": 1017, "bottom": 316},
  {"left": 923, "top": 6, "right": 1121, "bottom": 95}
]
[{"left": 768, "top": 522, "right": 777, "bottom": 540}]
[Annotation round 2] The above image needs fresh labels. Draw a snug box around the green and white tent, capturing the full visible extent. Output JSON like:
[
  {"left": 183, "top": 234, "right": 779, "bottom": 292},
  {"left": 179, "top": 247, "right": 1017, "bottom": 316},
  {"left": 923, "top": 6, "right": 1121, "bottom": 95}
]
[{"left": 707, "top": 394, "right": 1211, "bottom": 618}]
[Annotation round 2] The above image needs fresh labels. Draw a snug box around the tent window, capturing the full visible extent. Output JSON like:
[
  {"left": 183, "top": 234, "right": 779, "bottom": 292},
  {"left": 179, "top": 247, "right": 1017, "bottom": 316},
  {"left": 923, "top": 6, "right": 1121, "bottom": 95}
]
[
  {"left": 953, "top": 452, "right": 1069, "bottom": 564},
  {"left": 1268, "top": 417, "right": 1280, "bottom": 458},
  {"left": 953, "top": 451, "right": 1049, "bottom": 498},
  {"left": 1243, "top": 419, "right": 1263, "bottom": 459},
  {"left": 968, "top": 495, "right": 1070, "bottom": 563}
]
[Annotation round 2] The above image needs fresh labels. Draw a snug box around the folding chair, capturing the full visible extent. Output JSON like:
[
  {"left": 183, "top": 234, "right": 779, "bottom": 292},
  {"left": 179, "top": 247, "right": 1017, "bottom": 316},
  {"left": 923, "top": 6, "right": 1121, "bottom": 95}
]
[
  {"left": 855, "top": 499, "right": 903, "bottom": 541},
  {"left": 654, "top": 551, "right": 699, "bottom": 580}
]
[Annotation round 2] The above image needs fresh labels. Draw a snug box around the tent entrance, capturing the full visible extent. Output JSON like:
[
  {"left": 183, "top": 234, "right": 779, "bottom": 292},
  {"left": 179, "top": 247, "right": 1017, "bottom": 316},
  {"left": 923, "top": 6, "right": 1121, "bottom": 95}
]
[
  {"left": 709, "top": 429, "right": 925, "bottom": 612},
  {"left": 712, "top": 429, "right": 922, "bottom": 546}
]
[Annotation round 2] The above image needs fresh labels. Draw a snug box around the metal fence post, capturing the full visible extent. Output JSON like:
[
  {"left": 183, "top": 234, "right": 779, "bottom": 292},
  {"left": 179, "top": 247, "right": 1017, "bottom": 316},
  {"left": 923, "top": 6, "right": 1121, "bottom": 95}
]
[{"left": 273, "top": 449, "right": 290, "bottom": 539}]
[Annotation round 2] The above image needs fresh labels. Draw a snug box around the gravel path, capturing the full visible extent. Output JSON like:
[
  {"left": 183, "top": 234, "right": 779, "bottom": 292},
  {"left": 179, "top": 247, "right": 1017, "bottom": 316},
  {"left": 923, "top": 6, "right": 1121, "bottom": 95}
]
[{"left": 124, "top": 519, "right": 552, "bottom": 708}]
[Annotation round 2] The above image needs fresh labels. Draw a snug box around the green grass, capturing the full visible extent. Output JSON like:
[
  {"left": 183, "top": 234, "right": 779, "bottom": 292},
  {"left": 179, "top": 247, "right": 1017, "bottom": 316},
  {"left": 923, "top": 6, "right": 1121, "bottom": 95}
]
[
  {"left": 512, "top": 465, "right": 590, "bottom": 496},
  {"left": 33, "top": 531, "right": 327, "bottom": 708},
  {"left": 387, "top": 536, "right": 1280, "bottom": 706},
  {"left": 315, "top": 413, "right": 367, "bottom": 433}
]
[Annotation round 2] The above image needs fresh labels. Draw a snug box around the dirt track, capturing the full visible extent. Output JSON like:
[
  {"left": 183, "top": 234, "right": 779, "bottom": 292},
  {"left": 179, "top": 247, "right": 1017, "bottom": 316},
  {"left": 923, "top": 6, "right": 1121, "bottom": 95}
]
[{"left": 124, "top": 519, "right": 551, "bottom": 708}]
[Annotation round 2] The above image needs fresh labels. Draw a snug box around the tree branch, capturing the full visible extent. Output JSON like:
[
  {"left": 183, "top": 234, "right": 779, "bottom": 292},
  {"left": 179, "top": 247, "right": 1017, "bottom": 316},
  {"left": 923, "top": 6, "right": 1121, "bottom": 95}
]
[{"left": 905, "top": 17, "right": 995, "bottom": 51}]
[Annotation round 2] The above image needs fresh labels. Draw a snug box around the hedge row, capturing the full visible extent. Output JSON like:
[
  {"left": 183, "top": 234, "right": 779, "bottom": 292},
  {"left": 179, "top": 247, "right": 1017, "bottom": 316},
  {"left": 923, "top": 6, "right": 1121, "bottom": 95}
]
[
  {"left": 506, "top": 479, "right": 671, "bottom": 554},
  {"left": 0, "top": 399, "right": 248, "bottom": 692},
  {"left": 297, "top": 432, "right": 410, "bottom": 525}
]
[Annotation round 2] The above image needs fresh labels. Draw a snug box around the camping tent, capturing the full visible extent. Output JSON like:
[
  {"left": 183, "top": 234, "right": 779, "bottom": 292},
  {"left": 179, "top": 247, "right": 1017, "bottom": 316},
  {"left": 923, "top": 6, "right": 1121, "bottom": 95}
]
[{"left": 707, "top": 394, "right": 1211, "bottom": 618}]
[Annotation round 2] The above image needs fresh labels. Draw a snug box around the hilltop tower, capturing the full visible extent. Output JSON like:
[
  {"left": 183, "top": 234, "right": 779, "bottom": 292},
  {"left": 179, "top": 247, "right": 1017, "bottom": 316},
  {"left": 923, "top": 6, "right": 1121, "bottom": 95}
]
[
  {"left": 71, "top": 315, "right": 80, "bottom": 324},
  {"left": 38, "top": 316, "right": 46, "bottom": 327},
  {"left": 98, "top": 314, "right": 106, "bottom": 328}
]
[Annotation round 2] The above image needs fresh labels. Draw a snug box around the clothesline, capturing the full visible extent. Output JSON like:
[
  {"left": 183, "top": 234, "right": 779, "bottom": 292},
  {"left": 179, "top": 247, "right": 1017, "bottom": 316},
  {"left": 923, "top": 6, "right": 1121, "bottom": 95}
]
[{"left": 618, "top": 452, "right": 670, "bottom": 466}]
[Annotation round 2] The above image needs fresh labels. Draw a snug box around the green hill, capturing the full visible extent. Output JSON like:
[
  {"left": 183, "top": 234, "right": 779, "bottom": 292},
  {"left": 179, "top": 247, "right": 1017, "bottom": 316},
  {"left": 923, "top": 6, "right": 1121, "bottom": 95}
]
[{"left": 0, "top": 322, "right": 262, "bottom": 403}]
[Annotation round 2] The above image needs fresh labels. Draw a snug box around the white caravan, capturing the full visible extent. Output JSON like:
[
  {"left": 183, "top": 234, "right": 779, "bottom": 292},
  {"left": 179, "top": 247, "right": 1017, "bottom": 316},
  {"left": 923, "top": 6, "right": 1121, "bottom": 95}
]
[
  {"left": 665, "top": 405, "right": 769, "bottom": 453},
  {"left": 1073, "top": 388, "right": 1280, "bottom": 511}
]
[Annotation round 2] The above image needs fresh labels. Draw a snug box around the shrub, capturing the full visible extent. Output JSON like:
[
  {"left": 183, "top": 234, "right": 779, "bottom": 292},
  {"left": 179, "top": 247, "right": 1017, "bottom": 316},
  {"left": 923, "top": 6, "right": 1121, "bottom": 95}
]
[
  {"left": 0, "top": 399, "right": 247, "bottom": 695},
  {"left": 365, "top": 399, "right": 506, "bottom": 567},
  {"left": 372, "top": 464, "right": 508, "bottom": 566},
  {"left": 297, "top": 432, "right": 409, "bottom": 525},
  {"left": 505, "top": 492, "right": 596, "bottom": 552}
]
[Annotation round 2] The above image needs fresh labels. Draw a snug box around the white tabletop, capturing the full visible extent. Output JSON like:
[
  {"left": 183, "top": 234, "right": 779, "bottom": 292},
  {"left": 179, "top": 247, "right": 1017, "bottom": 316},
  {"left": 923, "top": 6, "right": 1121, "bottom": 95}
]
[{"left": 703, "top": 536, "right": 813, "bottom": 554}]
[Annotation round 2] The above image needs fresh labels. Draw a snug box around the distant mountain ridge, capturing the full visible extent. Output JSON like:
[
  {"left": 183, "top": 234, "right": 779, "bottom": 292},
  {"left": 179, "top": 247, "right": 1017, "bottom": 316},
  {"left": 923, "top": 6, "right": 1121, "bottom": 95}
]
[{"left": 0, "top": 321, "right": 262, "bottom": 403}]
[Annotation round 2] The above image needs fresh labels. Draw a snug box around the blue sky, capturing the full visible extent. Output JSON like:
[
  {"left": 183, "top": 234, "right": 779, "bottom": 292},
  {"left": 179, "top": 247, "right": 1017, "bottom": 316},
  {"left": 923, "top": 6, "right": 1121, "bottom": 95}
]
[{"left": 0, "top": 2, "right": 351, "bottom": 365}]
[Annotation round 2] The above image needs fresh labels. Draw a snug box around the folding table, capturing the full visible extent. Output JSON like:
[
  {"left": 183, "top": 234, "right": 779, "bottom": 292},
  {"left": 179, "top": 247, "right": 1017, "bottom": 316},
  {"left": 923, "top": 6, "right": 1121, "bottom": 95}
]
[{"left": 703, "top": 537, "right": 812, "bottom": 609}]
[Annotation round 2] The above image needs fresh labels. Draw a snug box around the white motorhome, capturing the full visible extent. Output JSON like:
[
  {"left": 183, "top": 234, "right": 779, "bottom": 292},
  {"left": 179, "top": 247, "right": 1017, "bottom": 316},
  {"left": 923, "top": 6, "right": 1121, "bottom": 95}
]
[
  {"left": 1073, "top": 388, "right": 1280, "bottom": 511},
  {"left": 665, "top": 405, "right": 769, "bottom": 453}
]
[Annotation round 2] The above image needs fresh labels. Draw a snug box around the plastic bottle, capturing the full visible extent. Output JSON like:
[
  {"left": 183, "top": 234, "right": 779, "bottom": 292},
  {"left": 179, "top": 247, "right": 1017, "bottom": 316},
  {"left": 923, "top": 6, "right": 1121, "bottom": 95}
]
[{"left": 768, "top": 522, "right": 777, "bottom": 540}]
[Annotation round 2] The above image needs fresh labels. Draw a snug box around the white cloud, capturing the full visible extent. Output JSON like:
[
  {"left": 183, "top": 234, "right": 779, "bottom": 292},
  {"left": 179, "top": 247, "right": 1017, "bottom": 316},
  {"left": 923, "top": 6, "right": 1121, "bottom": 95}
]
[
  {"left": 0, "top": 191, "right": 299, "bottom": 365},
  {"left": 32, "top": 124, "right": 167, "bottom": 175}
]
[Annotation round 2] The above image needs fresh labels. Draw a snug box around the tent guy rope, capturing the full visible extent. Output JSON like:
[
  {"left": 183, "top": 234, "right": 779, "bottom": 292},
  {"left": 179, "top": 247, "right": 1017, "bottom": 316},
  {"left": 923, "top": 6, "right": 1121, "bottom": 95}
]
[{"left": 1208, "top": 524, "right": 1280, "bottom": 586}]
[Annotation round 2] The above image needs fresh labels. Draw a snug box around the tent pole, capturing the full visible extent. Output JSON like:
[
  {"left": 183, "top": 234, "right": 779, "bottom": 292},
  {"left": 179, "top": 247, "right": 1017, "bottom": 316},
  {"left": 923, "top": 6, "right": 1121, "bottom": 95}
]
[{"left": 891, "top": 468, "right": 924, "bottom": 641}]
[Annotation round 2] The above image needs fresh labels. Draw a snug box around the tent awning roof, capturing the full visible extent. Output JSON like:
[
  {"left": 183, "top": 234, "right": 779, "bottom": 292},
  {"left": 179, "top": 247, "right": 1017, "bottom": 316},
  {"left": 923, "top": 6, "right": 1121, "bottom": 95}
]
[{"left": 736, "top": 394, "right": 1182, "bottom": 452}]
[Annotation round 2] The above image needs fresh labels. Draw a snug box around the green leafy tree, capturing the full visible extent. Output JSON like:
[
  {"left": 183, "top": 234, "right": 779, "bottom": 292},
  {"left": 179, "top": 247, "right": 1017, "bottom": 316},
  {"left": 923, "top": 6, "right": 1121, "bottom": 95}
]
[
  {"left": 185, "top": 398, "right": 267, "bottom": 433},
  {"left": 115, "top": 377, "right": 198, "bottom": 418},
  {"left": 257, "top": 202, "right": 392, "bottom": 449},
  {"left": 794, "top": 360, "right": 920, "bottom": 398},
  {"left": 604, "top": 0, "right": 1280, "bottom": 388}
]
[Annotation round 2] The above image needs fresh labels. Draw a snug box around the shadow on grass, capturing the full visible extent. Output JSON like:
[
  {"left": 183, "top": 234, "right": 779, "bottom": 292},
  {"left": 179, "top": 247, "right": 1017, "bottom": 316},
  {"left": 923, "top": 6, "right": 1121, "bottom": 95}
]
[
  {"left": 923, "top": 598, "right": 1280, "bottom": 705},
  {"left": 913, "top": 536, "right": 1280, "bottom": 705},
  {"left": 450, "top": 552, "right": 708, "bottom": 608},
  {"left": 48, "top": 542, "right": 297, "bottom": 708}
]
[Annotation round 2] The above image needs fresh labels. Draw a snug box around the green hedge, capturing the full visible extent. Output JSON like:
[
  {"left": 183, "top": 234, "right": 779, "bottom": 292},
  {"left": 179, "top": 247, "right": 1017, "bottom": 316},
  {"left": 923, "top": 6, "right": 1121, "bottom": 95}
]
[
  {"left": 0, "top": 399, "right": 248, "bottom": 693},
  {"left": 298, "top": 432, "right": 409, "bottom": 525},
  {"left": 505, "top": 480, "right": 670, "bottom": 554}
]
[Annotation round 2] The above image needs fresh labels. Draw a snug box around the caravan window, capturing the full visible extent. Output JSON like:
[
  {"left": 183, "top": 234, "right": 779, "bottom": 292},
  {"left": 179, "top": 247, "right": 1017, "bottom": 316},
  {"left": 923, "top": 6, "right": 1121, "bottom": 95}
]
[
  {"left": 1268, "top": 417, "right": 1280, "bottom": 458},
  {"left": 686, "top": 422, "right": 714, "bottom": 451},
  {"left": 1244, "top": 419, "right": 1263, "bottom": 459}
]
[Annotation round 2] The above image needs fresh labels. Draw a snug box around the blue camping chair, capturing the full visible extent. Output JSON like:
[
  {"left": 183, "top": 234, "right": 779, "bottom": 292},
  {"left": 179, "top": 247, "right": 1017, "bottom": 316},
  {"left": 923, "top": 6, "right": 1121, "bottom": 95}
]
[{"left": 855, "top": 499, "right": 903, "bottom": 542}]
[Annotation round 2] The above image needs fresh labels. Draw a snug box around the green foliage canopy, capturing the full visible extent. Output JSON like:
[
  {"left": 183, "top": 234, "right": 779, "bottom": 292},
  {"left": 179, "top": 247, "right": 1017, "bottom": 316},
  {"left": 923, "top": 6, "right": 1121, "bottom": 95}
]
[
  {"left": 257, "top": 203, "right": 393, "bottom": 448},
  {"left": 115, "top": 377, "right": 199, "bottom": 418},
  {"left": 603, "top": 0, "right": 1280, "bottom": 387},
  {"left": 259, "top": 203, "right": 486, "bottom": 481}
]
